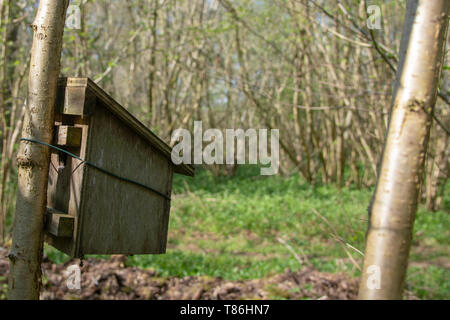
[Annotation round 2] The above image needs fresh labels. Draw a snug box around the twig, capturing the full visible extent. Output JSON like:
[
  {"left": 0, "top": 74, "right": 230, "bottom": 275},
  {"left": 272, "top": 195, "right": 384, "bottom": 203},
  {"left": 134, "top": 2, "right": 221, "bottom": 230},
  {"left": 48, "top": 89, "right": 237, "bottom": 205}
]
[
  {"left": 311, "top": 209, "right": 362, "bottom": 271},
  {"left": 94, "top": 26, "right": 143, "bottom": 83},
  {"left": 277, "top": 237, "right": 310, "bottom": 266}
]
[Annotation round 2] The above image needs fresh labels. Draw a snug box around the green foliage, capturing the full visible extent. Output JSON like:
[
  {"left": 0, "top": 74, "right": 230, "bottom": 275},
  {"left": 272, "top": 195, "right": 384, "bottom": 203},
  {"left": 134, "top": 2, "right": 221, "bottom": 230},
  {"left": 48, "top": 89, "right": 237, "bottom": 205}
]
[
  {"left": 405, "top": 266, "right": 449, "bottom": 300},
  {"left": 129, "top": 250, "right": 302, "bottom": 280},
  {"left": 38, "top": 166, "right": 443, "bottom": 300},
  {"left": 44, "top": 166, "right": 448, "bottom": 299},
  {"left": 151, "top": 167, "right": 448, "bottom": 299}
]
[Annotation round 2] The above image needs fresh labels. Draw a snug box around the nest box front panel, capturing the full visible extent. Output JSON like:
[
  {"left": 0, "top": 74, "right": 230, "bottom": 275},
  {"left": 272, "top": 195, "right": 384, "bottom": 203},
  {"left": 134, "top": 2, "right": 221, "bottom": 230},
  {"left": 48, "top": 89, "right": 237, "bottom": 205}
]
[{"left": 77, "top": 102, "right": 173, "bottom": 256}]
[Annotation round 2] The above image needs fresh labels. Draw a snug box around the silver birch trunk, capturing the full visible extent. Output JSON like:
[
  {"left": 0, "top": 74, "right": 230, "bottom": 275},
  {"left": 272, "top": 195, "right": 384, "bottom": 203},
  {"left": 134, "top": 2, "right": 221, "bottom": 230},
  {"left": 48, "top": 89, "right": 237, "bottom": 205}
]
[
  {"left": 358, "top": 0, "right": 449, "bottom": 299},
  {"left": 8, "top": 0, "right": 69, "bottom": 300}
]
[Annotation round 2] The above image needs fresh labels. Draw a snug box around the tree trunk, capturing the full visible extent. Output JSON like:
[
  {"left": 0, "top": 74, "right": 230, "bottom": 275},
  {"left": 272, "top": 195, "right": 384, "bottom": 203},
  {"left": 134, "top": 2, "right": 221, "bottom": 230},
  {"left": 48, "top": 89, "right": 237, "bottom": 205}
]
[
  {"left": 8, "top": 0, "right": 69, "bottom": 300},
  {"left": 0, "top": 0, "right": 10, "bottom": 243},
  {"left": 358, "top": 0, "right": 449, "bottom": 300}
]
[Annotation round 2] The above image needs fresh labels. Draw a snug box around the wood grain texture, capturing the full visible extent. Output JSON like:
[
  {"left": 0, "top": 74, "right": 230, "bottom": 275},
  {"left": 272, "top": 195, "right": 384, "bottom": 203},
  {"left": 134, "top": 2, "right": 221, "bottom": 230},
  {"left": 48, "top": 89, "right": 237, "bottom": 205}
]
[
  {"left": 45, "top": 208, "right": 74, "bottom": 238},
  {"left": 55, "top": 125, "right": 82, "bottom": 147},
  {"left": 57, "top": 77, "right": 194, "bottom": 177},
  {"left": 45, "top": 114, "right": 90, "bottom": 256},
  {"left": 46, "top": 77, "right": 193, "bottom": 257},
  {"left": 78, "top": 101, "right": 172, "bottom": 255}
]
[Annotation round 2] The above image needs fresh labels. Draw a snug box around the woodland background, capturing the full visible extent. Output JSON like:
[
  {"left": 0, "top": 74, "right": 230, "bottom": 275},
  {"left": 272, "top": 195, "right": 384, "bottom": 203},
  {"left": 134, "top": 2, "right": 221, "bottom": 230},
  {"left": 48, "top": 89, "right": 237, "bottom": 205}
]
[{"left": 0, "top": 0, "right": 448, "bottom": 299}]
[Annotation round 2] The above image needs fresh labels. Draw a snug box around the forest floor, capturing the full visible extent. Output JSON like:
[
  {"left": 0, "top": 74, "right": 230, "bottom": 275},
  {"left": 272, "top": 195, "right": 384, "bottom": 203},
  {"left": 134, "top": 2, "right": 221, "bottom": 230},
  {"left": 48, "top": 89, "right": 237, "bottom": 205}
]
[
  {"left": 0, "top": 167, "right": 448, "bottom": 299},
  {"left": 0, "top": 251, "right": 363, "bottom": 300},
  {"left": 0, "top": 250, "right": 420, "bottom": 300}
]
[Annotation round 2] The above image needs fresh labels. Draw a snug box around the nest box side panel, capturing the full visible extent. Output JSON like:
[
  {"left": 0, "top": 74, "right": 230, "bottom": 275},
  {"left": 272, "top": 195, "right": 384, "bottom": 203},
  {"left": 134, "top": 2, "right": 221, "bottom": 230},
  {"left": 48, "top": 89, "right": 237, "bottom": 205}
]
[
  {"left": 78, "top": 102, "right": 172, "bottom": 255},
  {"left": 45, "top": 114, "right": 91, "bottom": 256}
]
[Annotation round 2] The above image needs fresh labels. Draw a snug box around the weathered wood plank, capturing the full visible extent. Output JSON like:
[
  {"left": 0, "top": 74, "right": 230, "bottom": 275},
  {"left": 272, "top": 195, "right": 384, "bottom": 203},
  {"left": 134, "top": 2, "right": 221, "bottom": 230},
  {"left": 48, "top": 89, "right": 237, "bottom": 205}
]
[
  {"left": 45, "top": 208, "right": 74, "bottom": 238},
  {"left": 78, "top": 103, "right": 172, "bottom": 255},
  {"left": 46, "top": 116, "right": 90, "bottom": 256},
  {"left": 55, "top": 125, "right": 82, "bottom": 147}
]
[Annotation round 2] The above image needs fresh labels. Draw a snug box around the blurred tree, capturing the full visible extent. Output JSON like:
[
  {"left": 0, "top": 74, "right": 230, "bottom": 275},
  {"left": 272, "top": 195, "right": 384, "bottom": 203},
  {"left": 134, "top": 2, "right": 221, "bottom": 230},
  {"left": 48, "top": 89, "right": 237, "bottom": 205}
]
[
  {"left": 358, "top": 0, "right": 449, "bottom": 300},
  {"left": 0, "top": 0, "right": 448, "bottom": 246}
]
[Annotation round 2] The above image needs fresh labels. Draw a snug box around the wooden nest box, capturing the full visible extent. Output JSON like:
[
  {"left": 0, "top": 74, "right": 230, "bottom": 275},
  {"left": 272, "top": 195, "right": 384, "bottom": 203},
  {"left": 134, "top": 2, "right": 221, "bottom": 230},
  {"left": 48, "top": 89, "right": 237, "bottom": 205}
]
[{"left": 45, "top": 78, "right": 194, "bottom": 258}]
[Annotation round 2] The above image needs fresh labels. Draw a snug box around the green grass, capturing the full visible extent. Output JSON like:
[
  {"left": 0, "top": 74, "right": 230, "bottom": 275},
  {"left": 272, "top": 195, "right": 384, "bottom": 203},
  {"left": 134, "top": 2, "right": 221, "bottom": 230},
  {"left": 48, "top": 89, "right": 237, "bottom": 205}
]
[{"left": 45, "top": 166, "right": 449, "bottom": 299}]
